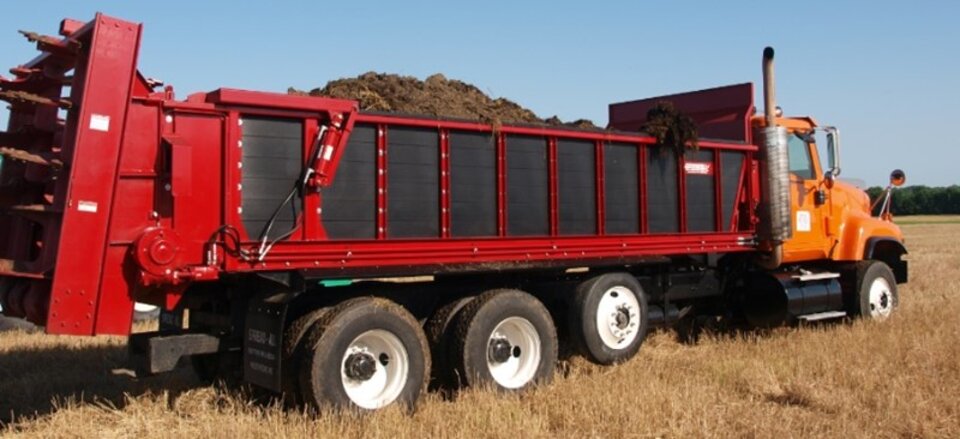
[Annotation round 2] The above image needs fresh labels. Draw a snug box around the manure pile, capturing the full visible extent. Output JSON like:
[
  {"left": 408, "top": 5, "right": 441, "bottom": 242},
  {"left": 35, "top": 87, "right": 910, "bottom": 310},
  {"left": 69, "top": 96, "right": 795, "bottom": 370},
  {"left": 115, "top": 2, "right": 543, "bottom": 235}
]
[{"left": 289, "top": 72, "right": 597, "bottom": 129}]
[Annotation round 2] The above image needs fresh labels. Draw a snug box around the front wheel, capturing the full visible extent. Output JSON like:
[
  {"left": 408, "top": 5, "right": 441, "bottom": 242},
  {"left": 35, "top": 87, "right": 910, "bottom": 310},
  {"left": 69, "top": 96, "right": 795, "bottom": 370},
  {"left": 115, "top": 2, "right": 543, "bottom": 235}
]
[
  {"left": 848, "top": 260, "right": 899, "bottom": 320},
  {"left": 298, "top": 297, "right": 429, "bottom": 411}
]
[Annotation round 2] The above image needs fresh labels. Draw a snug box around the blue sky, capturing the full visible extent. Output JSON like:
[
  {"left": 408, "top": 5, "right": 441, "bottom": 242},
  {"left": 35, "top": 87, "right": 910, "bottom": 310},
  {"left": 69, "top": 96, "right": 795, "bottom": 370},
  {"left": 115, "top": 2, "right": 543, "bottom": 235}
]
[{"left": 1, "top": 1, "right": 957, "bottom": 186}]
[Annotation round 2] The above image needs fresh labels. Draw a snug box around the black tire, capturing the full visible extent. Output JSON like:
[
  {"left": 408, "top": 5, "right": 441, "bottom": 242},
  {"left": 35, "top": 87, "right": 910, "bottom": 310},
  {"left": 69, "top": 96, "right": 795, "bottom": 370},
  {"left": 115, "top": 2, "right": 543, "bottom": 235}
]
[
  {"left": 568, "top": 273, "right": 649, "bottom": 365},
  {"left": 847, "top": 260, "right": 899, "bottom": 319},
  {"left": 449, "top": 289, "right": 557, "bottom": 391},
  {"left": 298, "top": 297, "right": 430, "bottom": 411},
  {"left": 280, "top": 306, "right": 330, "bottom": 404},
  {"left": 675, "top": 314, "right": 722, "bottom": 345},
  {"left": 189, "top": 315, "right": 241, "bottom": 386},
  {"left": 424, "top": 296, "right": 475, "bottom": 390},
  {"left": 191, "top": 354, "right": 219, "bottom": 382},
  {"left": 191, "top": 351, "right": 242, "bottom": 386},
  {"left": 0, "top": 315, "right": 39, "bottom": 333}
]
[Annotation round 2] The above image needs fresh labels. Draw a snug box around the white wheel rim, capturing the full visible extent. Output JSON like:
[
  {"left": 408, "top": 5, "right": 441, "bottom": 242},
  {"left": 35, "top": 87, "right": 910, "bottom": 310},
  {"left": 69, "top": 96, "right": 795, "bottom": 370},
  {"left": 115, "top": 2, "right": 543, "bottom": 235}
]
[
  {"left": 133, "top": 302, "right": 158, "bottom": 313},
  {"left": 868, "top": 276, "right": 894, "bottom": 319},
  {"left": 595, "top": 286, "right": 642, "bottom": 349},
  {"left": 340, "top": 329, "right": 408, "bottom": 409},
  {"left": 486, "top": 317, "right": 541, "bottom": 389}
]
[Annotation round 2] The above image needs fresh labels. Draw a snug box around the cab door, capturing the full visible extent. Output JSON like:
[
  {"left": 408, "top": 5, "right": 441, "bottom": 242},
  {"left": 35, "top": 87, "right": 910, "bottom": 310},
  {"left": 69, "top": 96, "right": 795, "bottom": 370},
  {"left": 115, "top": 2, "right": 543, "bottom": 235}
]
[{"left": 782, "top": 131, "right": 832, "bottom": 261}]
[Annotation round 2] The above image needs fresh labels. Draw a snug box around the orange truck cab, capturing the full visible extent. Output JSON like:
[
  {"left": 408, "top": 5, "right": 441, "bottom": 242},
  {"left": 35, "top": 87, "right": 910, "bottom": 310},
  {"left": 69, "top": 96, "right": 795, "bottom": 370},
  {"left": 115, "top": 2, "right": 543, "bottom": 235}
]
[
  {"left": 610, "top": 47, "right": 908, "bottom": 328},
  {"left": 764, "top": 115, "right": 908, "bottom": 283}
]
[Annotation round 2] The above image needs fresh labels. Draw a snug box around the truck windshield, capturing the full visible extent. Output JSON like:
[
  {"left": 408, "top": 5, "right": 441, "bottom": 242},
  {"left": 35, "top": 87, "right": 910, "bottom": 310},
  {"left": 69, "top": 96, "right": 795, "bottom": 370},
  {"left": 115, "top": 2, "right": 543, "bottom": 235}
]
[{"left": 787, "top": 133, "right": 814, "bottom": 180}]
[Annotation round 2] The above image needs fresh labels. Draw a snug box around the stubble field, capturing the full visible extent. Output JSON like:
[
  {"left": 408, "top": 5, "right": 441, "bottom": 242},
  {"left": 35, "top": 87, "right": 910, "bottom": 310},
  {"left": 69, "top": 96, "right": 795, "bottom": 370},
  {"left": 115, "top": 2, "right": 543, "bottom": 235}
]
[{"left": 1, "top": 218, "right": 958, "bottom": 438}]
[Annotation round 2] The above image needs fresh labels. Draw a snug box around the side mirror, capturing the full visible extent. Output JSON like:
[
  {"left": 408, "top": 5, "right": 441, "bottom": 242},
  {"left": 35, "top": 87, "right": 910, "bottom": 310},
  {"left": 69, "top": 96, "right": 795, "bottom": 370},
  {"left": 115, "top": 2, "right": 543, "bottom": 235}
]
[
  {"left": 890, "top": 169, "right": 906, "bottom": 187},
  {"left": 824, "top": 169, "right": 836, "bottom": 189},
  {"left": 824, "top": 127, "right": 841, "bottom": 177}
]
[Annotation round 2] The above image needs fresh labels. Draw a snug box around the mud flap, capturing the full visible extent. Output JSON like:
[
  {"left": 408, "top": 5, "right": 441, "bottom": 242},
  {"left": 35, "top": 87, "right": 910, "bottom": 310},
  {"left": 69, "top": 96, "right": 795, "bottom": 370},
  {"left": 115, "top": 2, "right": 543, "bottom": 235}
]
[
  {"left": 243, "top": 295, "right": 290, "bottom": 392},
  {"left": 890, "top": 259, "right": 908, "bottom": 284}
]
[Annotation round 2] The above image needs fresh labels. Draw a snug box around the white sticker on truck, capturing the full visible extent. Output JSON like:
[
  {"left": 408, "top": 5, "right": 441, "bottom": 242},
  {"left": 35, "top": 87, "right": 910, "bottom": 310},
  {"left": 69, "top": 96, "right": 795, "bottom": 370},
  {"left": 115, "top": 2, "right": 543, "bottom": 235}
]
[
  {"left": 89, "top": 114, "right": 110, "bottom": 132},
  {"left": 797, "top": 210, "right": 811, "bottom": 232},
  {"left": 78, "top": 200, "right": 98, "bottom": 213},
  {"left": 322, "top": 145, "right": 334, "bottom": 161},
  {"left": 684, "top": 161, "right": 713, "bottom": 175}
]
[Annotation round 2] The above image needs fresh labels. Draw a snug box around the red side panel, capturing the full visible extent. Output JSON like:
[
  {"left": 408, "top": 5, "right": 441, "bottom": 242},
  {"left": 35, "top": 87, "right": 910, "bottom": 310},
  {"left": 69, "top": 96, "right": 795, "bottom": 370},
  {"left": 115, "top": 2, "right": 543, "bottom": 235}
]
[
  {"left": 167, "top": 114, "right": 224, "bottom": 261},
  {"left": 608, "top": 83, "right": 755, "bottom": 143}
]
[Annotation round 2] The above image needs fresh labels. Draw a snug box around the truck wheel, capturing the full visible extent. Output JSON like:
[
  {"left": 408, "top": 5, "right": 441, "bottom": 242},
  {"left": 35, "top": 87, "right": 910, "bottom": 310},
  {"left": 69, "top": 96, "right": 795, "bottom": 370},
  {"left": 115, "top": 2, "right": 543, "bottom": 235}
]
[
  {"left": 280, "top": 306, "right": 330, "bottom": 404},
  {"left": 850, "top": 260, "right": 899, "bottom": 320},
  {"left": 191, "top": 354, "right": 219, "bottom": 382},
  {"left": 568, "top": 273, "right": 648, "bottom": 364},
  {"left": 449, "top": 289, "right": 557, "bottom": 391},
  {"left": 191, "top": 351, "right": 242, "bottom": 386},
  {"left": 133, "top": 302, "right": 160, "bottom": 322},
  {"left": 424, "top": 296, "right": 474, "bottom": 390},
  {"left": 298, "top": 297, "right": 429, "bottom": 411},
  {"left": 0, "top": 315, "right": 39, "bottom": 333}
]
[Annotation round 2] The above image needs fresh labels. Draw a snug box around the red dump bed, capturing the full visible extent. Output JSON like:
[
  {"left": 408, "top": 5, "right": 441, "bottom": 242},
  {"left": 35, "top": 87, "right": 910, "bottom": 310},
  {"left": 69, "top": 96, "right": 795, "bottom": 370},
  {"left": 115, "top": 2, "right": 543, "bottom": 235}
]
[{"left": 0, "top": 14, "right": 760, "bottom": 335}]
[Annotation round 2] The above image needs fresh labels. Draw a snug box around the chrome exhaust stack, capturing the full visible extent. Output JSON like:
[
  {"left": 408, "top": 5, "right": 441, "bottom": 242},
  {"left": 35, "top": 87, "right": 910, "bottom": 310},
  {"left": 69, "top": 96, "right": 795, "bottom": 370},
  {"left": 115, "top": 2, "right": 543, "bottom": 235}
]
[{"left": 756, "top": 47, "right": 792, "bottom": 269}]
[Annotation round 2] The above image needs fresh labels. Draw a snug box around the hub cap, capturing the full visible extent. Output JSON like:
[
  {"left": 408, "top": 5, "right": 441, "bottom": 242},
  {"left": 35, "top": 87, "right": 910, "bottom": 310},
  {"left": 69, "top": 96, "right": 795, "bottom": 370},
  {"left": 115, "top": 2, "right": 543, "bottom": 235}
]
[
  {"left": 344, "top": 352, "right": 377, "bottom": 381},
  {"left": 486, "top": 317, "right": 541, "bottom": 389},
  {"left": 868, "top": 276, "right": 894, "bottom": 319},
  {"left": 596, "top": 286, "right": 641, "bottom": 349},
  {"left": 340, "top": 329, "right": 408, "bottom": 409},
  {"left": 488, "top": 337, "right": 513, "bottom": 364}
]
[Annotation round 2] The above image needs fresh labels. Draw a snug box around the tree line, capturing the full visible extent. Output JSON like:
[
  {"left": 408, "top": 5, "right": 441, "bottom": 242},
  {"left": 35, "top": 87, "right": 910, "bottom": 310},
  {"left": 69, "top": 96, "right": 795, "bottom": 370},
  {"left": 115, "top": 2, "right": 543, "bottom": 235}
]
[{"left": 865, "top": 186, "right": 960, "bottom": 215}]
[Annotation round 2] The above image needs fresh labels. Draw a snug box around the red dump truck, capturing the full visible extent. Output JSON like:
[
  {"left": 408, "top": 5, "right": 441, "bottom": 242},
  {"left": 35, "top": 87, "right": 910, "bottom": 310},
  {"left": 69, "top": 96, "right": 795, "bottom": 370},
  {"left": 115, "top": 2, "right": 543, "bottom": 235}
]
[{"left": 0, "top": 14, "right": 908, "bottom": 410}]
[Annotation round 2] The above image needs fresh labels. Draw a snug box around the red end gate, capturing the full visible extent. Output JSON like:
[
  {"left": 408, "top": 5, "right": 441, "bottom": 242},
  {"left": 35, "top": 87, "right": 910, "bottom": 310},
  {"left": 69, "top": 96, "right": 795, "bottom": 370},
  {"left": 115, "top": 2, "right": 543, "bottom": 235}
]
[{"left": 1, "top": 14, "right": 145, "bottom": 334}]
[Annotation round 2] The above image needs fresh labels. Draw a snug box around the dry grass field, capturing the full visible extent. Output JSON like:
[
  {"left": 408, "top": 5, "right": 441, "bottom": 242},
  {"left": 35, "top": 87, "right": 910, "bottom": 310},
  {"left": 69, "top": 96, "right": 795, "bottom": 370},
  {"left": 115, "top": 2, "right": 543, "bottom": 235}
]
[{"left": 1, "top": 220, "right": 959, "bottom": 438}]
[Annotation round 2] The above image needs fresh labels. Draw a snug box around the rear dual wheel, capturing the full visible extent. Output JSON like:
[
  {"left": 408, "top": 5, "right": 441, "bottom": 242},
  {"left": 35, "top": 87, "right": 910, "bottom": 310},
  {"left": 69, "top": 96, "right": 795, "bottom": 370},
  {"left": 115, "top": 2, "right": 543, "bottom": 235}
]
[
  {"left": 298, "top": 297, "right": 429, "bottom": 411},
  {"left": 191, "top": 351, "right": 243, "bottom": 386},
  {"left": 446, "top": 289, "right": 558, "bottom": 391},
  {"left": 424, "top": 296, "right": 474, "bottom": 390},
  {"left": 133, "top": 303, "right": 161, "bottom": 322}
]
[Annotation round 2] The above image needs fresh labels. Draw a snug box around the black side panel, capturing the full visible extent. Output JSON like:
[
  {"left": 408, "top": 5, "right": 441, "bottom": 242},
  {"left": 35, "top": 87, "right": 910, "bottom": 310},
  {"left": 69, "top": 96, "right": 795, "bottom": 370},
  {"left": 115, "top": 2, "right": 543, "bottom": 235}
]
[
  {"left": 647, "top": 149, "right": 679, "bottom": 233},
  {"left": 685, "top": 149, "right": 716, "bottom": 232},
  {"left": 558, "top": 139, "right": 596, "bottom": 235},
  {"left": 603, "top": 143, "right": 639, "bottom": 235},
  {"left": 506, "top": 135, "right": 548, "bottom": 236},
  {"left": 240, "top": 117, "right": 303, "bottom": 240},
  {"left": 450, "top": 131, "right": 497, "bottom": 237},
  {"left": 387, "top": 126, "right": 439, "bottom": 238},
  {"left": 322, "top": 124, "right": 376, "bottom": 239},
  {"left": 720, "top": 151, "right": 745, "bottom": 231}
]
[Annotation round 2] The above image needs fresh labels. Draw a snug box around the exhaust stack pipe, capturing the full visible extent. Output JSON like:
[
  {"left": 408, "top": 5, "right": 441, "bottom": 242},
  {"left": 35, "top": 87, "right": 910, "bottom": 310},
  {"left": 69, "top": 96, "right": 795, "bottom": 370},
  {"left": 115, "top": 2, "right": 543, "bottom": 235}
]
[
  {"left": 756, "top": 47, "right": 792, "bottom": 269},
  {"left": 762, "top": 47, "right": 777, "bottom": 127}
]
